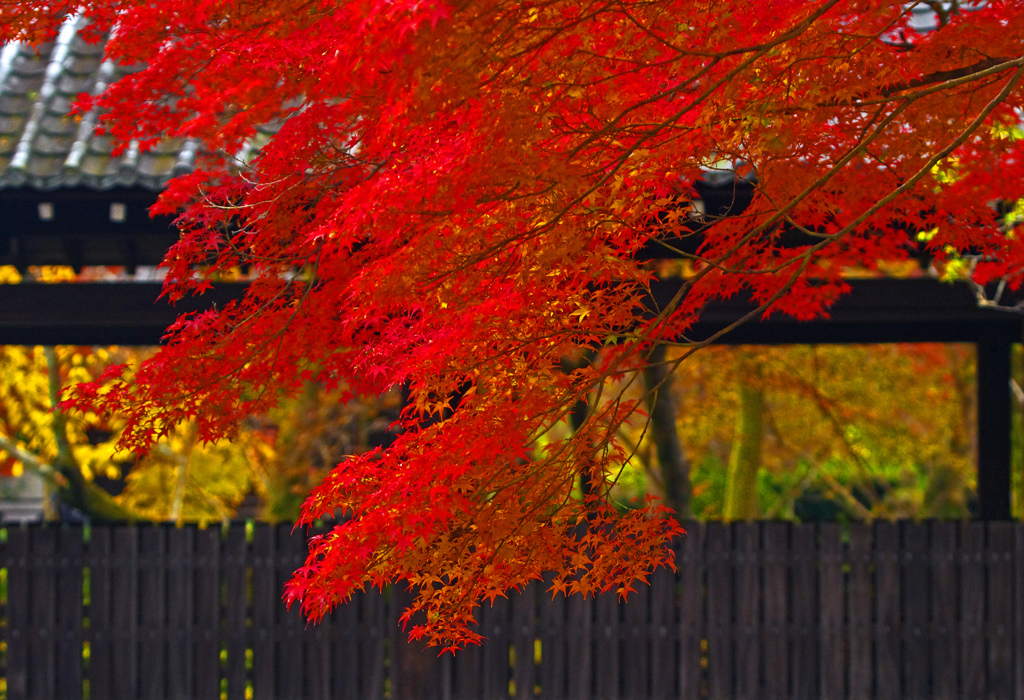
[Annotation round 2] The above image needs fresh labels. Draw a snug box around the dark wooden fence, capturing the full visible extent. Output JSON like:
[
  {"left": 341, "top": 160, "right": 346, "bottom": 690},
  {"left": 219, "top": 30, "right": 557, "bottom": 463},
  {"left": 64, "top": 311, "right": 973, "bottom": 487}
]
[{"left": 0, "top": 520, "right": 1022, "bottom": 700}]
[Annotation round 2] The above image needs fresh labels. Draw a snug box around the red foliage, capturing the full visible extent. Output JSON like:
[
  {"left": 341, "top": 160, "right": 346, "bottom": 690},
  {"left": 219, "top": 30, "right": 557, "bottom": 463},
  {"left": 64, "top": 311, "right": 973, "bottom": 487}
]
[{"left": 10, "top": 0, "right": 1024, "bottom": 648}]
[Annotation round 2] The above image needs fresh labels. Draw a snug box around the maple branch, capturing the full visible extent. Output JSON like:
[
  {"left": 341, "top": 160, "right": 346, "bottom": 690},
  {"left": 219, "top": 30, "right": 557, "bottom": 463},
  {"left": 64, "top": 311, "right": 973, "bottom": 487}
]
[
  {"left": 842, "top": 55, "right": 1024, "bottom": 108},
  {"left": 816, "top": 60, "right": 1024, "bottom": 241},
  {"left": 638, "top": 63, "right": 1023, "bottom": 372},
  {"left": 448, "top": 0, "right": 849, "bottom": 268},
  {"left": 567, "top": 0, "right": 845, "bottom": 160},
  {"left": 670, "top": 52, "right": 1024, "bottom": 279},
  {"left": 886, "top": 57, "right": 1009, "bottom": 97}
]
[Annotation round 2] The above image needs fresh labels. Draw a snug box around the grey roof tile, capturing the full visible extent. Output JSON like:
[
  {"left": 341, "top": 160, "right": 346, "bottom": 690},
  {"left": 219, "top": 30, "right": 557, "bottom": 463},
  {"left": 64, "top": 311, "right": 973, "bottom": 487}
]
[{"left": 0, "top": 15, "right": 199, "bottom": 192}]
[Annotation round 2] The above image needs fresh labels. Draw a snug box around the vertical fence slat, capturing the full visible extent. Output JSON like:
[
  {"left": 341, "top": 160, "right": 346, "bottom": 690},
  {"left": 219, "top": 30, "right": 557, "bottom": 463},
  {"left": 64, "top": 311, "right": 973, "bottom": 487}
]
[
  {"left": 276, "top": 524, "right": 306, "bottom": 700},
  {"left": 223, "top": 524, "right": 249, "bottom": 700},
  {"left": 304, "top": 591, "right": 332, "bottom": 700},
  {"left": 818, "top": 523, "right": 844, "bottom": 700},
  {"left": 762, "top": 522, "right": 789, "bottom": 700},
  {"left": 621, "top": 581, "right": 648, "bottom": 700},
  {"left": 648, "top": 564, "right": 675, "bottom": 700},
  {"left": 390, "top": 584, "right": 409, "bottom": 700},
  {"left": 391, "top": 585, "right": 446, "bottom": 700},
  {"left": 331, "top": 586, "right": 361, "bottom": 700},
  {"left": 902, "top": 521, "right": 930, "bottom": 700},
  {"left": 5, "top": 526, "right": 28, "bottom": 700},
  {"left": 361, "top": 587, "right": 387, "bottom": 700},
  {"left": 34, "top": 528, "right": 66, "bottom": 700},
  {"left": 930, "top": 521, "right": 958, "bottom": 700},
  {"left": 303, "top": 599, "right": 332, "bottom": 700},
  {"left": 28, "top": 526, "right": 56, "bottom": 700},
  {"left": 111, "top": 526, "right": 139, "bottom": 700},
  {"left": 252, "top": 524, "right": 277, "bottom": 700},
  {"left": 166, "top": 525, "right": 195, "bottom": 700},
  {"left": 55, "top": 527, "right": 84, "bottom": 700},
  {"left": 538, "top": 575, "right": 566, "bottom": 700},
  {"left": 847, "top": 523, "right": 872, "bottom": 699},
  {"left": 706, "top": 522, "right": 733, "bottom": 700},
  {"left": 84, "top": 525, "right": 112, "bottom": 700},
  {"left": 488, "top": 594, "right": 513, "bottom": 700},
  {"left": 790, "top": 523, "right": 817, "bottom": 700},
  {"left": 565, "top": 589, "right": 592, "bottom": 700},
  {"left": 0, "top": 529, "right": 4, "bottom": 694},
  {"left": 733, "top": 523, "right": 760, "bottom": 700},
  {"left": 195, "top": 526, "right": 222, "bottom": 699},
  {"left": 513, "top": 582, "right": 538, "bottom": 700},
  {"left": 460, "top": 612, "right": 486, "bottom": 700},
  {"left": 677, "top": 523, "right": 705, "bottom": 700},
  {"left": 594, "top": 591, "right": 619, "bottom": 700},
  {"left": 875, "top": 521, "right": 901, "bottom": 700},
  {"left": 138, "top": 526, "right": 166, "bottom": 700},
  {"left": 960, "top": 522, "right": 986, "bottom": 699},
  {"left": 986, "top": 522, "right": 1015, "bottom": 700},
  {"left": 1016, "top": 522, "right": 1024, "bottom": 700}
]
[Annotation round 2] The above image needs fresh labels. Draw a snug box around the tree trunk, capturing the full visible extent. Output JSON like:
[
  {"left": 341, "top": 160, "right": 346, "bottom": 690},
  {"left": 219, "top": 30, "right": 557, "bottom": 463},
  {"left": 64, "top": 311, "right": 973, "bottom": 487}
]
[
  {"left": 44, "top": 347, "right": 133, "bottom": 522},
  {"left": 724, "top": 367, "right": 764, "bottom": 521},
  {"left": 643, "top": 344, "right": 692, "bottom": 519}
]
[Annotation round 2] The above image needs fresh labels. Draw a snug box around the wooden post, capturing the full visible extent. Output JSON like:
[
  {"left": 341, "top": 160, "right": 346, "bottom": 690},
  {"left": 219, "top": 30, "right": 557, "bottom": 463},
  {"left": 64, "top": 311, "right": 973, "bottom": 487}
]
[{"left": 976, "top": 339, "right": 1012, "bottom": 520}]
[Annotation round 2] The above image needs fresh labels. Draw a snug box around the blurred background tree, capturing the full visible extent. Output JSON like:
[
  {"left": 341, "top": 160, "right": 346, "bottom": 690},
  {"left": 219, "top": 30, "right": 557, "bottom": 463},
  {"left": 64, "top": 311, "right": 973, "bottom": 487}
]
[{"left": 611, "top": 343, "right": 984, "bottom": 522}]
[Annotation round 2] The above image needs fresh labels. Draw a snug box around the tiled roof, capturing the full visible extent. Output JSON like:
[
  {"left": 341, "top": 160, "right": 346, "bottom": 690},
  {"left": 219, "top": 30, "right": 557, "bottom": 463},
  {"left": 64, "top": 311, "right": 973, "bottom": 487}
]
[
  {"left": 0, "top": 14, "right": 280, "bottom": 192},
  {"left": 0, "top": 3, "right": 977, "bottom": 193},
  {"left": 0, "top": 15, "right": 279, "bottom": 269},
  {"left": 0, "top": 16, "right": 200, "bottom": 191}
]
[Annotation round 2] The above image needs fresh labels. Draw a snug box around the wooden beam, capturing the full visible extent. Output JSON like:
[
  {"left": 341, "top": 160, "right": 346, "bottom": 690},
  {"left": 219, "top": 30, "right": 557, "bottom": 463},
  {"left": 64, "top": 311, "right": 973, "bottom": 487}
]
[
  {"left": 0, "top": 282, "right": 247, "bottom": 346},
  {"left": 0, "top": 277, "right": 1017, "bottom": 346},
  {"left": 976, "top": 338, "right": 1013, "bottom": 520},
  {"left": 648, "top": 277, "right": 1023, "bottom": 345}
]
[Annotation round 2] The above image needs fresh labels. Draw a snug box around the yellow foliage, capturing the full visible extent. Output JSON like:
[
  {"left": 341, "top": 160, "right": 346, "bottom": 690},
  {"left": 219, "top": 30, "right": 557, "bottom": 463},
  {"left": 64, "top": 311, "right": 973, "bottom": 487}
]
[
  {"left": 0, "top": 344, "right": 262, "bottom": 523},
  {"left": 0, "top": 345, "right": 128, "bottom": 478},
  {"left": 117, "top": 425, "right": 260, "bottom": 526}
]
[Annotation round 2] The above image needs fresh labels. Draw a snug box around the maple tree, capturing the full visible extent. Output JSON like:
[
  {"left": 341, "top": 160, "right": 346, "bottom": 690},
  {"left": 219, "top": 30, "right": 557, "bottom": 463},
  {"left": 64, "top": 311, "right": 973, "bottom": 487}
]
[{"left": 7, "top": 0, "right": 1024, "bottom": 648}]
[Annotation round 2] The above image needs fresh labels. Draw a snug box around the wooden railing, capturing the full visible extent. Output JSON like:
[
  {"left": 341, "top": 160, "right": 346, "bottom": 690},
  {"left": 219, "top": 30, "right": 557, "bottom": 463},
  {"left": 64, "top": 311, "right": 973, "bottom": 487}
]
[{"left": 0, "top": 521, "right": 1020, "bottom": 699}]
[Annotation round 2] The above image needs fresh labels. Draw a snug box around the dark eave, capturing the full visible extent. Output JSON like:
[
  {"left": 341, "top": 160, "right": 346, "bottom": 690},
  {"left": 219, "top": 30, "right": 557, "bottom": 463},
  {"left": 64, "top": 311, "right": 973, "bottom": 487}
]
[
  {"left": 0, "top": 187, "right": 175, "bottom": 270},
  {"left": 0, "top": 281, "right": 248, "bottom": 346}
]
